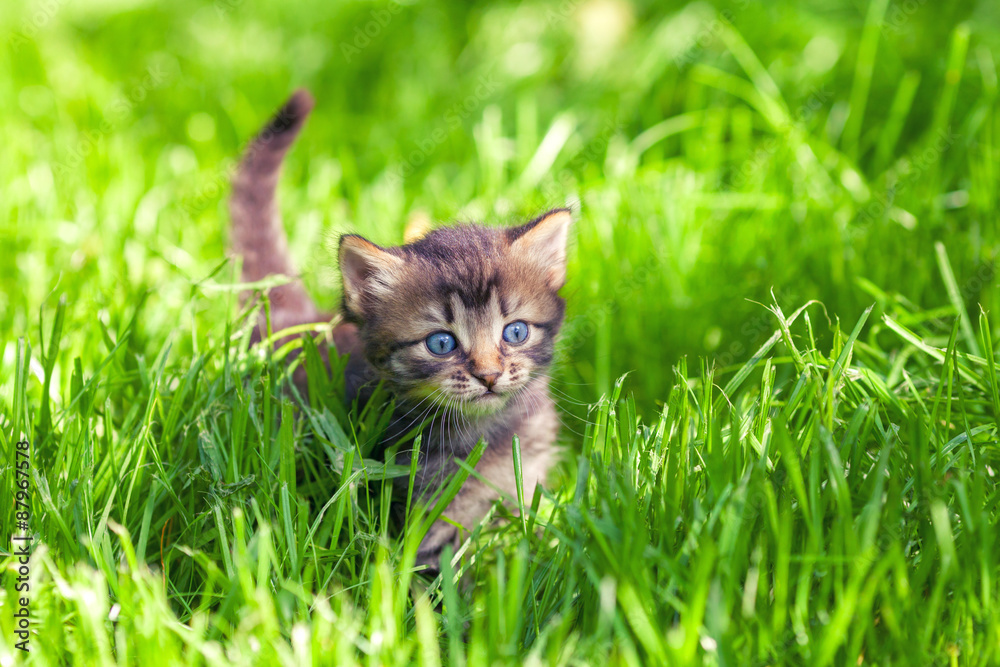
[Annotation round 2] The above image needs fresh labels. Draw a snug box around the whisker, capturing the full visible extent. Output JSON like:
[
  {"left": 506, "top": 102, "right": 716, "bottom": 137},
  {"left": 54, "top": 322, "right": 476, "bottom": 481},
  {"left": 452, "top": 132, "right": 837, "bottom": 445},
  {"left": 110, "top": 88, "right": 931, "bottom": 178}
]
[
  {"left": 386, "top": 388, "right": 444, "bottom": 432},
  {"left": 518, "top": 381, "right": 595, "bottom": 437}
]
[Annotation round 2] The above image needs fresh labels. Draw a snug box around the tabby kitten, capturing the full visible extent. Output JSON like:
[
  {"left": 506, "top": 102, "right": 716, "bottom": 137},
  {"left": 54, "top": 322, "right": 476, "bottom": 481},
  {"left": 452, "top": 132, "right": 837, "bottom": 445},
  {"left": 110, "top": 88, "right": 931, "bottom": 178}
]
[{"left": 230, "top": 90, "right": 569, "bottom": 567}]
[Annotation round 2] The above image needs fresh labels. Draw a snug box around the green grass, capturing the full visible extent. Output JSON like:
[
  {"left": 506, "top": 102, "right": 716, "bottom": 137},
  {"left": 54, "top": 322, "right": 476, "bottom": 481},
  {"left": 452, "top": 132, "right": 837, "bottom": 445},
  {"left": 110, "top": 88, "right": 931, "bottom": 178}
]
[{"left": 2, "top": 0, "right": 1000, "bottom": 664}]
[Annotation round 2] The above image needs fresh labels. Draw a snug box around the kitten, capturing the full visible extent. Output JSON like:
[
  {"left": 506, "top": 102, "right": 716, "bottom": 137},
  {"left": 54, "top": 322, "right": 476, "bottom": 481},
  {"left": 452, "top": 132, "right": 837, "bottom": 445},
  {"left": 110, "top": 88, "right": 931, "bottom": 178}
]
[{"left": 230, "top": 90, "right": 569, "bottom": 567}]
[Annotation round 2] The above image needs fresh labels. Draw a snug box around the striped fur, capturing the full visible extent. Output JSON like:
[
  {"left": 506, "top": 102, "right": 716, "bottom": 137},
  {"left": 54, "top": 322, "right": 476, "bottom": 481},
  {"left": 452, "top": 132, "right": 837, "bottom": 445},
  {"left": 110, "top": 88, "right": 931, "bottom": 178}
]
[
  {"left": 231, "top": 91, "right": 570, "bottom": 569},
  {"left": 230, "top": 89, "right": 319, "bottom": 340}
]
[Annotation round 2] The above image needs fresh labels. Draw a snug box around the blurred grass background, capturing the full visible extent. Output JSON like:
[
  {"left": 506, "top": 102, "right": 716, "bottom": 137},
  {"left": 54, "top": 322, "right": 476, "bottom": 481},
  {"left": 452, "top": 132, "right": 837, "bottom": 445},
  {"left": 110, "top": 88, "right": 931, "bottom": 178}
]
[{"left": 2, "top": 0, "right": 1000, "bottom": 664}]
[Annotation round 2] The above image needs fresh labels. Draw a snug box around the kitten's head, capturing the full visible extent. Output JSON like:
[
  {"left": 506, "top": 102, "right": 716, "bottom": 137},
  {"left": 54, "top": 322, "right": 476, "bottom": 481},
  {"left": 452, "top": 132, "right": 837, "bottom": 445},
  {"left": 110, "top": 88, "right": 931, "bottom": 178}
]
[{"left": 339, "top": 209, "right": 571, "bottom": 415}]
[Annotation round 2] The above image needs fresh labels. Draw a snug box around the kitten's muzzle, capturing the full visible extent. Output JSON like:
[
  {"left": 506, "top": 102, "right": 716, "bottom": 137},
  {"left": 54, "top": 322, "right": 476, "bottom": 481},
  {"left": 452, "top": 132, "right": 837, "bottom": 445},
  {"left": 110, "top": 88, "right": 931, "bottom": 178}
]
[{"left": 472, "top": 371, "right": 500, "bottom": 391}]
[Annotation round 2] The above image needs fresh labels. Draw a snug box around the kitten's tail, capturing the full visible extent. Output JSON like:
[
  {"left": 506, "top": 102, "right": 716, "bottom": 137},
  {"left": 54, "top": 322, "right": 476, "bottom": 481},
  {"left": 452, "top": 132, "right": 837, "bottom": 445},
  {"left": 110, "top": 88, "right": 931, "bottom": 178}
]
[{"left": 230, "top": 89, "right": 320, "bottom": 339}]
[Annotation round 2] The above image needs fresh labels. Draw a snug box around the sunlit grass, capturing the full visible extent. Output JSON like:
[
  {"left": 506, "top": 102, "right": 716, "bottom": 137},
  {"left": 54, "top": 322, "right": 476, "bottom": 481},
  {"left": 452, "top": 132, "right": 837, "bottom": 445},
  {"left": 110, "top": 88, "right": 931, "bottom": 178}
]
[{"left": 2, "top": 0, "right": 999, "bottom": 664}]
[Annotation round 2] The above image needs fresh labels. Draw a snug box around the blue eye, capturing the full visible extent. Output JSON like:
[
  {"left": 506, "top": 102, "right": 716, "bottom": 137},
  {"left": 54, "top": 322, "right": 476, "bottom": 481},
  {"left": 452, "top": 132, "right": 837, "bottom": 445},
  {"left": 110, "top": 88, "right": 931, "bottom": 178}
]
[
  {"left": 502, "top": 321, "right": 529, "bottom": 344},
  {"left": 426, "top": 332, "right": 457, "bottom": 355}
]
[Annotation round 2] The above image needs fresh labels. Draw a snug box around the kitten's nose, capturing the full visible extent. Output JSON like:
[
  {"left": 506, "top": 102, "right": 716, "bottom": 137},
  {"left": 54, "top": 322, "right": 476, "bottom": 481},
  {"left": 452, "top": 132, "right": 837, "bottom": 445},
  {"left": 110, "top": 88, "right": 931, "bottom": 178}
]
[{"left": 472, "top": 370, "right": 501, "bottom": 390}]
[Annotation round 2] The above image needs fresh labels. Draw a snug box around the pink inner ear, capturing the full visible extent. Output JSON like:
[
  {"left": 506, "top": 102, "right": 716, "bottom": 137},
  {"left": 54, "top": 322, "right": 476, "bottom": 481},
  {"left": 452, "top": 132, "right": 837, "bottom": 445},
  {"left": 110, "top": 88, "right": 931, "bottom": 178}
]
[
  {"left": 339, "top": 237, "right": 403, "bottom": 313},
  {"left": 341, "top": 244, "right": 374, "bottom": 287},
  {"left": 545, "top": 264, "right": 564, "bottom": 289},
  {"left": 515, "top": 210, "right": 571, "bottom": 290}
]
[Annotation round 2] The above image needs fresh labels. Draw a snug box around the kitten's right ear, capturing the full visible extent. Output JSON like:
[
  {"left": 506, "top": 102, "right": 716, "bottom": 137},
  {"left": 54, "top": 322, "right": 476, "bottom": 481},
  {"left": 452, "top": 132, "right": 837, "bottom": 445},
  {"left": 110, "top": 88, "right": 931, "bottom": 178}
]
[
  {"left": 509, "top": 208, "right": 572, "bottom": 290},
  {"left": 338, "top": 235, "right": 403, "bottom": 318}
]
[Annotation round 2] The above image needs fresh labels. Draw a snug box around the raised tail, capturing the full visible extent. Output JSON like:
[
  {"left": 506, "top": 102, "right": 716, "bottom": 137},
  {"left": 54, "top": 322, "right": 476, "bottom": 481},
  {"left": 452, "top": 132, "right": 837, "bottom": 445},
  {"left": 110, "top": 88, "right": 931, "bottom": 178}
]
[{"left": 230, "top": 89, "right": 320, "bottom": 339}]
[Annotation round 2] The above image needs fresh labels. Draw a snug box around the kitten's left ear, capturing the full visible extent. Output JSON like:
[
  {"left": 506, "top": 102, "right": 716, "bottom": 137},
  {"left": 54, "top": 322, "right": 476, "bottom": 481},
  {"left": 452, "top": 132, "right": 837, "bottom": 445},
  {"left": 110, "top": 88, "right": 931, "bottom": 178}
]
[
  {"left": 339, "top": 235, "right": 404, "bottom": 319},
  {"left": 510, "top": 208, "right": 572, "bottom": 290}
]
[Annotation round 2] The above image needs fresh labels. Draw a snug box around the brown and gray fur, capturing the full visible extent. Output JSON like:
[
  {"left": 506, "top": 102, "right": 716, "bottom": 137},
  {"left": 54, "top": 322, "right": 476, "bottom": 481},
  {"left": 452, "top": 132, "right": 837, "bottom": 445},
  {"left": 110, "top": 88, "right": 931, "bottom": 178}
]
[{"left": 230, "top": 90, "right": 568, "bottom": 568}]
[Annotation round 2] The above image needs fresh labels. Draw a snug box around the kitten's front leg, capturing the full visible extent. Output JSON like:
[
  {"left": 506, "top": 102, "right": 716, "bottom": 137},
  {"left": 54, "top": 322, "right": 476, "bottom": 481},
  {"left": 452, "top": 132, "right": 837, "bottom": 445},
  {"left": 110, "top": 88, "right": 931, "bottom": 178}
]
[
  {"left": 414, "top": 477, "right": 501, "bottom": 569},
  {"left": 414, "top": 415, "right": 558, "bottom": 570},
  {"left": 416, "top": 520, "right": 461, "bottom": 569}
]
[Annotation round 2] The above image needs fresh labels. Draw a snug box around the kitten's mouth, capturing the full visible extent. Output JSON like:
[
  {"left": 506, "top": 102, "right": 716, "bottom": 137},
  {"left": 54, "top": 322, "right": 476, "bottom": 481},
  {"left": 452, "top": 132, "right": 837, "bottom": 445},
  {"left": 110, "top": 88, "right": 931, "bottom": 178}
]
[{"left": 464, "top": 389, "right": 507, "bottom": 411}]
